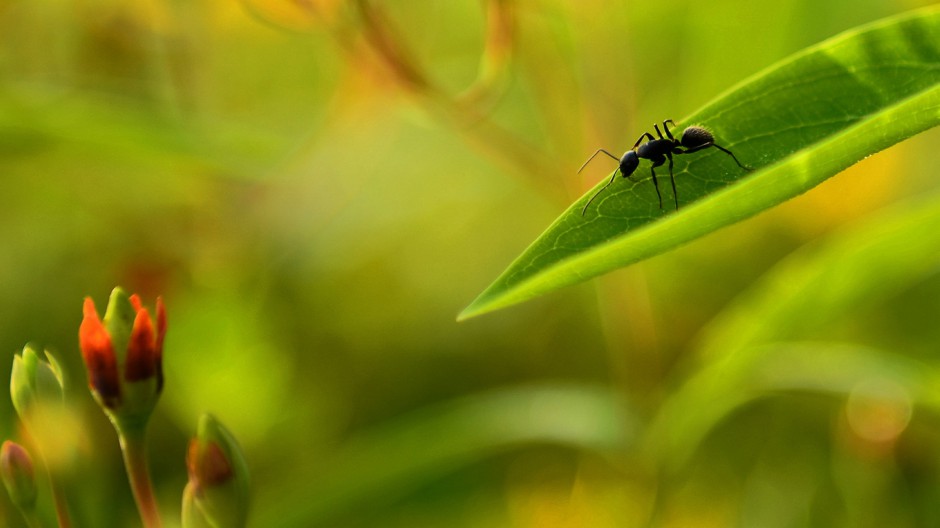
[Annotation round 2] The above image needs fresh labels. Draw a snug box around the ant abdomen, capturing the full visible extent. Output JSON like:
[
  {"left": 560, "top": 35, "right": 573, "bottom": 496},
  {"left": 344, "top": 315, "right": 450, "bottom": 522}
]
[{"left": 680, "top": 126, "right": 714, "bottom": 150}]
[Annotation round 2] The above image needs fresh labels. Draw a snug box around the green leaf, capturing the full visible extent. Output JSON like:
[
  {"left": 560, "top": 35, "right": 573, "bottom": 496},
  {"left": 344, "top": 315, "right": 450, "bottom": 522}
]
[
  {"left": 261, "top": 383, "right": 633, "bottom": 526},
  {"left": 0, "top": 83, "right": 287, "bottom": 179},
  {"left": 696, "top": 190, "right": 940, "bottom": 360},
  {"left": 645, "top": 342, "right": 940, "bottom": 473},
  {"left": 459, "top": 6, "right": 940, "bottom": 320},
  {"left": 647, "top": 189, "right": 940, "bottom": 471}
]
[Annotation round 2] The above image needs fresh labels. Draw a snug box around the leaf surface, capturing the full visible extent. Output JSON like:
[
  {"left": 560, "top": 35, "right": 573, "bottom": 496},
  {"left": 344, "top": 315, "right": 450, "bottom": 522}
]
[{"left": 460, "top": 6, "right": 940, "bottom": 319}]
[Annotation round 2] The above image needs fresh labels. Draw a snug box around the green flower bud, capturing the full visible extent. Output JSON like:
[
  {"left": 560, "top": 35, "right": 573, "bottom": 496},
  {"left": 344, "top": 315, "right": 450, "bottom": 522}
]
[
  {"left": 0, "top": 441, "right": 37, "bottom": 511},
  {"left": 10, "top": 344, "right": 65, "bottom": 421},
  {"left": 9, "top": 344, "right": 79, "bottom": 476},
  {"left": 182, "top": 415, "right": 249, "bottom": 528},
  {"left": 79, "top": 287, "right": 166, "bottom": 429}
]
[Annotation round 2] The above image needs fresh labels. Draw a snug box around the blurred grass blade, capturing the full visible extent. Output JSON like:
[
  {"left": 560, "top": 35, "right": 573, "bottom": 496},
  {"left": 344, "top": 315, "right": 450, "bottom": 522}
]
[
  {"left": 0, "top": 84, "right": 287, "bottom": 178},
  {"left": 645, "top": 342, "right": 940, "bottom": 473},
  {"left": 460, "top": 6, "right": 940, "bottom": 320},
  {"left": 647, "top": 189, "right": 940, "bottom": 471},
  {"left": 262, "top": 384, "right": 634, "bottom": 526},
  {"left": 696, "top": 190, "right": 940, "bottom": 360}
]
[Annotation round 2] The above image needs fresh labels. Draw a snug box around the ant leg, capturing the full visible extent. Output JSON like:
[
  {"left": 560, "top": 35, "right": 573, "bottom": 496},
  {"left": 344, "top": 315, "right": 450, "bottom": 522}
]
[
  {"left": 681, "top": 142, "right": 751, "bottom": 171},
  {"left": 712, "top": 143, "right": 752, "bottom": 170},
  {"left": 678, "top": 142, "right": 711, "bottom": 154},
  {"left": 578, "top": 148, "right": 621, "bottom": 174},
  {"left": 581, "top": 171, "right": 619, "bottom": 216},
  {"left": 649, "top": 158, "right": 665, "bottom": 209},
  {"left": 667, "top": 152, "right": 678, "bottom": 210},
  {"left": 654, "top": 123, "right": 665, "bottom": 140},
  {"left": 662, "top": 120, "right": 676, "bottom": 141},
  {"left": 632, "top": 132, "right": 656, "bottom": 149}
]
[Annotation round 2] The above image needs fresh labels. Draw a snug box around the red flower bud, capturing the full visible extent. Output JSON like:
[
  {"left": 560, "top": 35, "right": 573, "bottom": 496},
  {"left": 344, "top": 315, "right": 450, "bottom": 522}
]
[
  {"left": 182, "top": 415, "right": 249, "bottom": 528},
  {"left": 187, "top": 440, "right": 233, "bottom": 489},
  {"left": 78, "top": 288, "right": 167, "bottom": 419},
  {"left": 0, "top": 441, "right": 37, "bottom": 511},
  {"left": 79, "top": 298, "right": 122, "bottom": 407},
  {"left": 126, "top": 294, "right": 166, "bottom": 390}
]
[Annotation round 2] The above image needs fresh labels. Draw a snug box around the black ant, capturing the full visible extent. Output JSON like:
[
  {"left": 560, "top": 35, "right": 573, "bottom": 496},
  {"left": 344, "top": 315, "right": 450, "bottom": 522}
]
[{"left": 579, "top": 120, "right": 750, "bottom": 215}]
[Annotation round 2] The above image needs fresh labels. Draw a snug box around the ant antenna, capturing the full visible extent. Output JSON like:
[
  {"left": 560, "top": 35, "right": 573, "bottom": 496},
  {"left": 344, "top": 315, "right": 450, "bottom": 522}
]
[
  {"left": 578, "top": 148, "right": 621, "bottom": 216},
  {"left": 578, "top": 149, "right": 620, "bottom": 174},
  {"left": 581, "top": 172, "right": 619, "bottom": 216}
]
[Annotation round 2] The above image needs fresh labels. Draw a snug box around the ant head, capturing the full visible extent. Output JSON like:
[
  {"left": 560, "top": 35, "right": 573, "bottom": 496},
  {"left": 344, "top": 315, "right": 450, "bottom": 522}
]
[
  {"left": 680, "top": 126, "right": 714, "bottom": 149},
  {"left": 619, "top": 150, "right": 639, "bottom": 177}
]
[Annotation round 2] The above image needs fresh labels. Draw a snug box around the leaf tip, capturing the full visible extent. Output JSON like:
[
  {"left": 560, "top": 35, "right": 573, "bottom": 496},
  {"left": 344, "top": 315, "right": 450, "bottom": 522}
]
[
  {"left": 457, "top": 286, "right": 505, "bottom": 321},
  {"left": 456, "top": 302, "right": 484, "bottom": 322}
]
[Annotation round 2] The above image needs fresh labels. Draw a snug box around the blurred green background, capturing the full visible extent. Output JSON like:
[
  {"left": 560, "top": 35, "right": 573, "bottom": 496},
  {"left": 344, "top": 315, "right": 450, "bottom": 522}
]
[{"left": 2, "top": 0, "right": 940, "bottom": 526}]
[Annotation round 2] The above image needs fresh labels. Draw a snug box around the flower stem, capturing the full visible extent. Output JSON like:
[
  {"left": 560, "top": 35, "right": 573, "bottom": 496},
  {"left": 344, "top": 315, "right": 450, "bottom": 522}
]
[
  {"left": 20, "top": 509, "right": 42, "bottom": 528},
  {"left": 50, "top": 478, "right": 72, "bottom": 528},
  {"left": 117, "top": 426, "right": 162, "bottom": 528}
]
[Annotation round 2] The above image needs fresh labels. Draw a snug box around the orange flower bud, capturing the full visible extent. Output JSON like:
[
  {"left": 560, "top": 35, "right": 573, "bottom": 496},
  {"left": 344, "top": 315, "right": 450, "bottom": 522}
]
[
  {"left": 182, "top": 415, "right": 249, "bottom": 528},
  {"left": 0, "top": 441, "right": 37, "bottom": 511},
  {"left": 78, "top": 288, "right": 166, "bottom": 422}
]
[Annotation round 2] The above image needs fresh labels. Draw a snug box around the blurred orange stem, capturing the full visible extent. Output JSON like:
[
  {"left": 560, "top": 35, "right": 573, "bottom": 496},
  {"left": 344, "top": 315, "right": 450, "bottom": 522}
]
[
  {"left": 50, "top": 479, "right": 72, "bottom": 528},
  {"left": 349, "top": 0, "right": 566, "bottom": 201},
  {"left": 118, "top": 427, "right": 162, "bottom": 528}
]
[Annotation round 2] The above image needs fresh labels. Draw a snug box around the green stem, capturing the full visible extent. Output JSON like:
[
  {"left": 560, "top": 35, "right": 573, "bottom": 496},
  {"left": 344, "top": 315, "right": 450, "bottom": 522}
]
[
  {"left": 117, "top": 426, "right": 162, "bottom": 528},
  {"left": 18, "top": 508, "right": 42, "bottom": 528},
  {"left": 50, "top": 478, "right": 72, "bottom": 528},
  {"left": 27, "top": 433, "right": 73, "bottom": 528}
]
